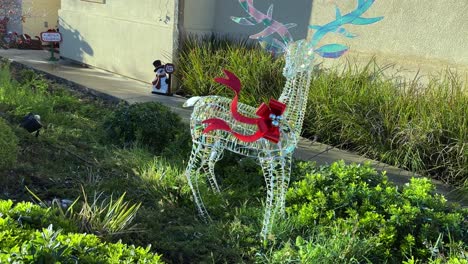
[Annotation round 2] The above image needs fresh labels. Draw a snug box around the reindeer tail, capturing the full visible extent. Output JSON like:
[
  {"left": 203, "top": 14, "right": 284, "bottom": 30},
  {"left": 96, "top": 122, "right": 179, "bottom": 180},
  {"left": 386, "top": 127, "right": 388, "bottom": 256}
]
[{"left": 183, "top": 96, "right": 202, "bottom": 107}]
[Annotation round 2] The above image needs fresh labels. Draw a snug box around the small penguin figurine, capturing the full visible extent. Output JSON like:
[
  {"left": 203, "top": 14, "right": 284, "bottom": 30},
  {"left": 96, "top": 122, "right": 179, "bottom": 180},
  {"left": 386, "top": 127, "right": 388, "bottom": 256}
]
[{"left": 151, "top": 60, "right": 169, "bottom": 94}]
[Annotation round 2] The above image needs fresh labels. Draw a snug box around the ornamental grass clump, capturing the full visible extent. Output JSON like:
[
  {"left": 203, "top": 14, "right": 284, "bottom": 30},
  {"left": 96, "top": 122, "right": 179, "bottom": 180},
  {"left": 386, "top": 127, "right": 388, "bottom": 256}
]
[
  {"left": 175, "top": 34, "right": 284, "bottom": 104},
  {"left": 305, "top": 63, "right": 468, "bottom": 186}
]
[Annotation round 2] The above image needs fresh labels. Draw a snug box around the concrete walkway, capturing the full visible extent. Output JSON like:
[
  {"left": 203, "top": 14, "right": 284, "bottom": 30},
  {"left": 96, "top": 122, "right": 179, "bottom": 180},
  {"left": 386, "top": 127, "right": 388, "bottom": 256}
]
[{"left": 1, "top": 49, "right": 465, "bottom": 205}]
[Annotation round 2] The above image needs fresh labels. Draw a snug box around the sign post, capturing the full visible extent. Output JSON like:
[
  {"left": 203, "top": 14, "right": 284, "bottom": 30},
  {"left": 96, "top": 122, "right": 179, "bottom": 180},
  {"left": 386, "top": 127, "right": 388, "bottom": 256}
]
[
  {"left": 164, "top": 63, "right": 175, "bottom": 96},
  {"left": 40, "top": 32, "right": 62, "bottom": 61}
]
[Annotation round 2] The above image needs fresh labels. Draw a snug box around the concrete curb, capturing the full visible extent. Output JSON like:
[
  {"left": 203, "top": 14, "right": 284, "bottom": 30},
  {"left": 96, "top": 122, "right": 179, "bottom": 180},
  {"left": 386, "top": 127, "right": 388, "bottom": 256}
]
[{"left": 7, "top": 59, "right": 125, "bottom": 105}]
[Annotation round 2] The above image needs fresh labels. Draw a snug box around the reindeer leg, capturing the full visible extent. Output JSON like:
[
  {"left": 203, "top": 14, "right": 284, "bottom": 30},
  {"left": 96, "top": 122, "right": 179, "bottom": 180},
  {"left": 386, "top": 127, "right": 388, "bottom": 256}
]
[
  {"left": 275, "top": 153, "right": 292, "bottom": 216},
  {"left": 206, "top": 145, "right": 223, "bottom": 193},
  {"left": 258, "top": 154, "right": 279, "bottom": 240},
  {"left": 194, "top": 139, "right": 222, "bottom": 193},
  {"left": 185, "top": 142, "right": 212, "bottom": 221}
]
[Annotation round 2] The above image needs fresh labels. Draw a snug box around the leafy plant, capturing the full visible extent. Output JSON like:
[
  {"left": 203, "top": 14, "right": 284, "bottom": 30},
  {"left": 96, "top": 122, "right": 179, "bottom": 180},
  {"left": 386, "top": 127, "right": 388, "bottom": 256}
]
[
  {"left": 74, "top": 188, "right": 142, "bottom": 237},
  {"left": 262, "top": 220, "right": 380, "bottom": 264},
  {"left": 0, "top": 200, "right": 163, "bottom": 263},
  {"left": 28, "top": 186, "right": 141, "bottom": 239}
]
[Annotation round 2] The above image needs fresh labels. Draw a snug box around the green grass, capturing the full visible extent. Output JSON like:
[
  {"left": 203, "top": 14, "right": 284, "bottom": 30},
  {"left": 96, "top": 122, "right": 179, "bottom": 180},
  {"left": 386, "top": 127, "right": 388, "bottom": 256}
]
[
  {"left": 0, "top": 61, "right": 466, "bottom": 263},
  {"left": 175, "top": 36, "right": 468, "bottom": 188}
]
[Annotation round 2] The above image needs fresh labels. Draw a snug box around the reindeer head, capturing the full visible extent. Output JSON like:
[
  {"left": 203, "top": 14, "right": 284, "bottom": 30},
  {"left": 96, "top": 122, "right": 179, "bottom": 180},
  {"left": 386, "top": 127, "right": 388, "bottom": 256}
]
[
  {"left": 282, "top": 40, "right": 315, "bottom": 78},
  {"left": 232, "top": 0, "right": 383, "bottom": 79}
]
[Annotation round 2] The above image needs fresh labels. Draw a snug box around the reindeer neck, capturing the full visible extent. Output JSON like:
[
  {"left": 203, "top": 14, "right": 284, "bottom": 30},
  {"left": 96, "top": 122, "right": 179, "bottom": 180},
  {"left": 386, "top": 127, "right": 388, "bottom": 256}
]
[{"left": 278, "top": 70, "right": 313, "bottom": 137}]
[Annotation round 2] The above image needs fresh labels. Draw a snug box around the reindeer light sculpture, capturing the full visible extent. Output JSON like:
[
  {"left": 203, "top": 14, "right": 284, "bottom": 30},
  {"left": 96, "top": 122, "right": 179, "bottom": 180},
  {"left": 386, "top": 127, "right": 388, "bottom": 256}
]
[{"left": 184, "top": 0, "right": 383, "bottom": 239}]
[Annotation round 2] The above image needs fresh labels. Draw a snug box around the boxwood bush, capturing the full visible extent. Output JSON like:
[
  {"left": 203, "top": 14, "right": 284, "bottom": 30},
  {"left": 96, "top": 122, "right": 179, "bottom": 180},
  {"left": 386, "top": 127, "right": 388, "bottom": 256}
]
[
  {"left": 0, "top": 117, "right": 18, "bottom": 170},
  {"left": 0, "top": 200, "right": 163, "bottom": 263},
  {"left": 103, "top": 102, "right": 186, "bottom": 153},
  {"left": 282, "top": 161, "right": 468, "bottom": 263}
]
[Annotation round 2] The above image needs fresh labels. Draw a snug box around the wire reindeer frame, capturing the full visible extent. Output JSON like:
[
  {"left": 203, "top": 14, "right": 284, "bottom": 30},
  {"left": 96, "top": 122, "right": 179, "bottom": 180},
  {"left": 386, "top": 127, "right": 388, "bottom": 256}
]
[{"left": 183, "top": 0, "right": 383, "bottom": 239}]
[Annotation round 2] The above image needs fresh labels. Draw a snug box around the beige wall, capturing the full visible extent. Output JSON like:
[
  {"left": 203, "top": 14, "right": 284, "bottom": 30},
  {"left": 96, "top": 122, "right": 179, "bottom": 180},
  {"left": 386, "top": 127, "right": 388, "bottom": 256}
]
[
  {"left": 59, "top": 0, "right": 177, "bottom": 82},
  {"left": 22, "top": 0, "right": 61, "bottom": 37},
  {"left": 183, "top": 0, "right": 216, "bottom": 34}
]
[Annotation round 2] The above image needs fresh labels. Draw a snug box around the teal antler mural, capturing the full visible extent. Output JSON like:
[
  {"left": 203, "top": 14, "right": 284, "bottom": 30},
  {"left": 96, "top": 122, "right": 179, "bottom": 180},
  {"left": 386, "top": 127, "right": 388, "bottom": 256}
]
[{"left": 309, "top": 0, "right": 384, "bottom": 58}]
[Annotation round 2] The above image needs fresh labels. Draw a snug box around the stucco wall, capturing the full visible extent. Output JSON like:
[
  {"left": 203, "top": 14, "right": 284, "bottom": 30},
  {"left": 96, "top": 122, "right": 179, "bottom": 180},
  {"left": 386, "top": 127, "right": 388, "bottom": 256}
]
[
  {"left": 23, "top": 0, "right": 61, "bottom": 37},
  {"left": 59, "top": 0, "right": 177, "bottom": 82},
  {"left": 183, "top": 0, "right": 468, "bottom": 83},
  {"left": 183, "top": 0, "right": 216, "bottom": 34},
  {"left": 183, "top": 0, "right": 311, "bottom": 41},
  {"left": 309, "top": 0, "right": 468, "bottom": 82}
]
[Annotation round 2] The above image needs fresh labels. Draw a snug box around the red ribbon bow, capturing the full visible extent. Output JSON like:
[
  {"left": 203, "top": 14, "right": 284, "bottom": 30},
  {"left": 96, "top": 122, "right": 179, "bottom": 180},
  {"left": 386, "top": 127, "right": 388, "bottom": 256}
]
[{"left": 202, "top": 70, "right": 286, "bottom": 144}]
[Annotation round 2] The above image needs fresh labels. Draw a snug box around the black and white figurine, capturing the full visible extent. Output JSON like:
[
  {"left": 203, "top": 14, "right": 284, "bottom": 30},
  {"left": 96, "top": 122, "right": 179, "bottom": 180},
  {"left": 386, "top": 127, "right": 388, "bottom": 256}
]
[{"left": 151, "top": 60, "right": 169, "bottom": 94}]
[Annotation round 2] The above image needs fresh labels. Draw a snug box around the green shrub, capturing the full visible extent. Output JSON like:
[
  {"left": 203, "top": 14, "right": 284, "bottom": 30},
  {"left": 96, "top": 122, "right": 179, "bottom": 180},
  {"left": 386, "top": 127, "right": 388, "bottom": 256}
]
[
  {"left": 264, "top": 221, "right": 380, "bottom": 264},
  {"left": 103, "top": 102, "right": 186, "bottom": 153},
  {"left": 285, "top": 161, "right": 468, "bottom": 262},
  {"left": 0, "top": 200, "right": 163, "bottom": 263},
  {"left": 0, "top": 117, "right": 18, "bottom": 170},
  {"left": 160, "top": 128, "right": 192, "bottom": 161},
  {"left": 0, "top": 199, "right": 77, "bottom": 233}
]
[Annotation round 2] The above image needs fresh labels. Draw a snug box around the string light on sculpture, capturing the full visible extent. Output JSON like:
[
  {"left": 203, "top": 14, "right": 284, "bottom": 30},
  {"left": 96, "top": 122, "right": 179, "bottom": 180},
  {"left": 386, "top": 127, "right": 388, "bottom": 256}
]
[{"left": 184, "top": 0, "right": 383, "bottom": 240}]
